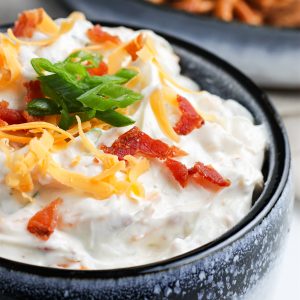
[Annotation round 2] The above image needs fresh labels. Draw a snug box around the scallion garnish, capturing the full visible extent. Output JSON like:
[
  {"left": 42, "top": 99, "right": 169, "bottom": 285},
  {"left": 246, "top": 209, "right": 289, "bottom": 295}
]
[{"left": 26, "top": 51, "right": 142, "bottom": 129}]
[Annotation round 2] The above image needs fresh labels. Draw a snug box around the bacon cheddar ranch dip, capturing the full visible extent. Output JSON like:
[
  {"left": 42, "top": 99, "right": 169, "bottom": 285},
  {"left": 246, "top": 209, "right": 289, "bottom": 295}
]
[{"left": 0, "top": 9, "right": 267, "bottom": 269}]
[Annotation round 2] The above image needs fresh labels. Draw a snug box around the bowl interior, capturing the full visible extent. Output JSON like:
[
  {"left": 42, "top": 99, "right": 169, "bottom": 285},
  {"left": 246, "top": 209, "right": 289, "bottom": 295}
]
[{"left": 0, "top": 22, "right": 289, "bottom": 277}]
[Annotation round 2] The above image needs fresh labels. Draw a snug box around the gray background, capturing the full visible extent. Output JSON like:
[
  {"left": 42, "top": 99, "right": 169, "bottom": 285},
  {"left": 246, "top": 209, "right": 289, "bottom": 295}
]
[{"left": 0, "top": 0, "right": 67, "bottom": 23}]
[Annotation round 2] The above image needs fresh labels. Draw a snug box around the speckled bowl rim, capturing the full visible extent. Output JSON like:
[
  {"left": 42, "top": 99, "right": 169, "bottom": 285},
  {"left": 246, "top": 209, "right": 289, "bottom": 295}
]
[{"left": 0, "top": 22, "right": 290, "bottom": 279}]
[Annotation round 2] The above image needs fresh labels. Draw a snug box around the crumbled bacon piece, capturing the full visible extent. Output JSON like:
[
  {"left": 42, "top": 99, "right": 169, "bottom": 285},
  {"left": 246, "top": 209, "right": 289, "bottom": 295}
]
[
  {"left": 174, "top": 95, "right": 204, "bottom": 135},
  {"left": 0, "top": 82, "right": 43, "bottom": 125},
  {"left": 124, "top": 33, "right": 145, "bottom": 61},
  {"left": 189, "top": 162, "right": 231, "bottom": 188},
  {"left": 0, "top": 119, "right": 8, "bottom": 127},
  {"left": 87, "top": 61, "right": 108, "bottom": 76},
  {"left": 87, "top": 25, "right": 121, "bottom": 44},
  {"left": 13, "top": 8, "right": 44, "bottom": 38},
  {"left": 0, "top": 101, "right": 26, "bottom": 124},
  {"left": 24, "top": 80, "right": 44, "bottom": 103},
  {"left": 21, "top": 111, "right": 41, "bottom": 122},
  {"left": 166, "top": 159, "right": 230, "bottom": 189},
  {"left": 27, "top": 198, "right": 63, "bottom": 241},
  {"left": 165, "top": 158, "right": 189, "bottom": 188},
  {"left": 101, "top": 126, "right": 186, "bottom": 160}
]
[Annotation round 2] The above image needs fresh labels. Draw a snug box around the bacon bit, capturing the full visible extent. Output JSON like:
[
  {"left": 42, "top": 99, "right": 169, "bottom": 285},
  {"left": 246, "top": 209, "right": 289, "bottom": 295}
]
[
  {"left": 166, "top": 159, "right": 230, "bottom": 189},
  {"left": 87, "top": 61, "right": 108, "bottom": 76},
  {"left": 124, "top": 33, "right": 145, "bottom": 61},
  {"left": 101, "top": 126, "right": 186, "bottom": 160},
  {"left": 234, "top": 1, "right": 262, "bottom": 26},
  {"left": 87, "top": 25, "right": 121, "bottom": 45},
  {"left": 0, "top": 101, "right": 26, "bottom": 124},
  {"left": 13, "top": 8, "right": 44, "bottom": 38},
  {"left": 57, "top": 263, "right": 70, "bottom": 269},
  {"left": 173, "top": 0, "right": 215, "bottom": 14},
  {"left": 0, "top": 119, "right": 8, "bottom": 127},
  {"left": 174, "top": 95, "right": 204, "bottom": 135},
  {"left": 165, "top": 158, "right": 189, "bottom": 188},
  {"left": 93, "top": 157, "right": 100, "bottom": 164},
  {"left": 189, "top": 162, "right": 231, "bottom": 188},
  {"left": 57, "top": 263, "right": 88, "bottom": 270},
  {"left": 24, "top": 80, "right": 44, "bottom": 103},
  {"left": 21, "top": 111, "right": 41, "bottom": 122},
  {"left": 27, "top": 198, "right": 63, "bottom": 241},
  {"left": 57, "top": 258, "right": 81, "bottom": 269}
]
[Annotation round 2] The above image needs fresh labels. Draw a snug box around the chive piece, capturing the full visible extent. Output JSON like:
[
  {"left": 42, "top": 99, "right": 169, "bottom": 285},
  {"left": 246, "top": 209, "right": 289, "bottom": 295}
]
[
  {"left": 28, "top": 55, "right": 143, "bottom": 129},
  {"left": 27, "top": 98, "right": 60, "bottom": 116},
  {"left": 77, "top": 83, "right": 142, "bottom": 111},
  {"left": 96, "top": 110, "right": 135, "bottom": 127}
]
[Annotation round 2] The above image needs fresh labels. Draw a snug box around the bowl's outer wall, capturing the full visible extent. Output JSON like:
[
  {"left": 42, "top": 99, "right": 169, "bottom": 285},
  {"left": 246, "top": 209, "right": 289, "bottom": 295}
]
[{"left": 0, "top": 26, "right": 292, "bottom": 299}]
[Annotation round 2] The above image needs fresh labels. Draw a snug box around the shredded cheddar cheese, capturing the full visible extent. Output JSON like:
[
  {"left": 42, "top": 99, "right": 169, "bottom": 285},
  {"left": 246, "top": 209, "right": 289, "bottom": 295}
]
[
  {"left": 0, "top": 121, "right": 74, "bottom": 141},
  {"left": 150, "top": 88, "right": 179, "bottom": 143},
  {"left": 35, "top": 8, "right": 59, "bottom": 36},
  {"left": 0, "top": 132, "right": 31, "bottom": 144},
  {"left": 0, "top": 114, "right": 149, "bottom": 201},
  {"left": 139, "top": 37, "right": 205, "bottom": 96},
  {"left": 136, "top": 37, "right": 208, "bottom": 141},
  {"left": 0, "top": 34, "right": 21, "bottom": 88},
  {"left": 70, "top": 155, "right": 81, "bottom": 167},
  {"left": 154, "top": 58, "right": 205, "bottom": 96},
  {"left": 75, "top": 116, "right": 118, "bottom": 169},
  {"left": 4, "top": 130, "right": 54, "bottom": 193},
  {"left": 53, "top": 120, "right": 92, "bottom": 143},
  {"left": 7, "top": 11, "right": 84, "bottom": 47},
  {"left": 0, "top": 122, "right": 149, "bottom": 201},
  {"left": 107, "top": 46, "right": 128, "bottom": 74},
  {"left": 47, "top": 159, "right": 116, "bottom": 200},
  {"left": 107, "top": 34, "right": 145, "bottom": 74},
  {"left": 125, "top": 155, "right": 150, "bottom": 199}
]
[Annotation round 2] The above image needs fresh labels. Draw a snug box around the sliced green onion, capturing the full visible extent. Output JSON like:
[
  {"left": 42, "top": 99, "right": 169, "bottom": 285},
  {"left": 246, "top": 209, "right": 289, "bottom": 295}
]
[
  {"left": 28, "top": 56, "right": 143, "bottom": 129},
  {"left": 96, "top": 110, "right": 135, "bottom": 127},
  {"left": 77, "top": 83, "right": 142, "bottom": 111},
  {"left": 64, "top": 50, "right": 102, "bottom": 68},
  {"left": 27, "top": 98, "right": 60, "bottom": 116},
  {"left": 59, "top": 109, "right": 73, "bottom": 130},
  {"left": 115, "top": 68, "right": 138, "bottom": 81}
]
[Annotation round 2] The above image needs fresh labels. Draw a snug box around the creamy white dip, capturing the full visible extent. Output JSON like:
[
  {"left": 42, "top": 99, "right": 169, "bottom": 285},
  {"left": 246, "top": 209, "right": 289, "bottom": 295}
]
[{"left": 0, "top": 16, "right": 267, "bottom": 269}]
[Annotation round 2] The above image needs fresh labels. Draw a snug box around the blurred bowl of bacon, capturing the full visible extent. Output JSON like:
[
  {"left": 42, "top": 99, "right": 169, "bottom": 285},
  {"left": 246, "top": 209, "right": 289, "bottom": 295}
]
[{"left": 63, "top": 0, "right": 300, "bottom": 88}]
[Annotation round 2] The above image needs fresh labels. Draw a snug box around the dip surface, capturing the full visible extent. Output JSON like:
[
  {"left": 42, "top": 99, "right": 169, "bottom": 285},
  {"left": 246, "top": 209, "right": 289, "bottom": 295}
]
[{"left": 0, "top": 10, "right": 267, "bottom": 269}]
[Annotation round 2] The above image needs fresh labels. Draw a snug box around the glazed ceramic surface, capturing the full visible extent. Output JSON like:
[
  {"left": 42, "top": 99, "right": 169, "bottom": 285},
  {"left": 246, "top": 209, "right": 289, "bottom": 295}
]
[{"left": 0, "top": 23, "right": 292, "bottom": 300}]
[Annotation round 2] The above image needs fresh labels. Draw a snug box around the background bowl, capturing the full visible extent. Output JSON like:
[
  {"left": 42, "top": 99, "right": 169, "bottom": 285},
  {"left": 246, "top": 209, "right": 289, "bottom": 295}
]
[
  {"left": 62, "top": 0, "right": 300, "bottom": 89},
  {"left": 0, "top": 22, "right": 292, "bottom": 300}
]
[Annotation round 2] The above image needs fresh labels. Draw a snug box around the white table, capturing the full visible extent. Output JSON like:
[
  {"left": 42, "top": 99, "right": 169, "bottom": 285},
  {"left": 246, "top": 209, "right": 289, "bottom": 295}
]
[{"left": 267, "top": 92, "right": 300, "bottom": 300}]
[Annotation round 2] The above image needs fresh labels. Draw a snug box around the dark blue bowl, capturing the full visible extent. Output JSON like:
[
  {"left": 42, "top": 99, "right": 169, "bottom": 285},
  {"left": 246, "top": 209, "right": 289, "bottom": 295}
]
[{"left": 0, "top": 22, "right": 292, "bottom": 300}]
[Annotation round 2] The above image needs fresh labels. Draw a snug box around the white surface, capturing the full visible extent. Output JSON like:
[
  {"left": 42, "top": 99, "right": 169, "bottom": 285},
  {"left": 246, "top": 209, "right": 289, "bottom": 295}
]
[
  {"left": 272, "top": 201, "right": 300, "bottom": 300},
  {"left": 268, "top": 92, "right": 300, "bottom": 300}
]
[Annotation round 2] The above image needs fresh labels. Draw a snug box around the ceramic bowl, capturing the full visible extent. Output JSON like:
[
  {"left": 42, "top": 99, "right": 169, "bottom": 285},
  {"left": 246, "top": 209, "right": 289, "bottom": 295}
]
[{"left": 0, "top": 22, "right": 292, "bottom": 300}]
